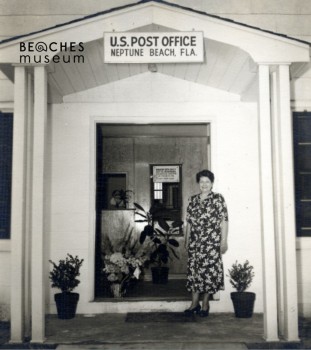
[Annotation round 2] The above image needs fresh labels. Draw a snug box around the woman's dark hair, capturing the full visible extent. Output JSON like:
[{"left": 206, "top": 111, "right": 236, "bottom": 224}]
[{"left": 196, "top": 169, "right": 215, "bottom": 183}]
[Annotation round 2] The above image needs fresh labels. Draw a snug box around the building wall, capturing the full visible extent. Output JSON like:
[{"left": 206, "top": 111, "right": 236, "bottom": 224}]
[
  {"left": 297, "top": 238, "right": 311, "bottom": 316},
  {"left": 0, "top": 242, "right": 10, "bottom": 321},
  {"left": 46, "top": 73, "right": 263, "bottom": 314},
  {"left": 292, "top": 68, "right": 311, "bottom": 317}
]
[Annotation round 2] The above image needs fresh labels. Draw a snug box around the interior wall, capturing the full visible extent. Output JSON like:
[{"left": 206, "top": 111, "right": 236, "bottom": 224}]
[
  {"left": 46, "top": 73, "right": 263, "bottom": 314},
  {"left": 100, "top": 135, "right": 209, "bottom": 274}
]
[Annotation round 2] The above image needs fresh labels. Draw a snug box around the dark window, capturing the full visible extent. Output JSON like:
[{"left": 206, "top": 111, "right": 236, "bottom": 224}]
[
  {"left": 150, "top": 164, "right": 182, "bottom": 222},
  {"left": 293, "top": 112, "right": 311, "bottom": 237},
  {"left": 97, "top": 173, "right": 128, "bottom": 210},
  {"left": 0, "top": 113, "right": 13, "bottom": 239}
]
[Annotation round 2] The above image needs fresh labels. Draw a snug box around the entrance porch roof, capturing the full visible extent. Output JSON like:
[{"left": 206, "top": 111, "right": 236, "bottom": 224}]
[{"left": 0, "top": 0, "right": 309, "bottom": 103}]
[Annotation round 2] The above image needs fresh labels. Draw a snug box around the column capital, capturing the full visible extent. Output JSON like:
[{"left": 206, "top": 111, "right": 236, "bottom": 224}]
[
  {"left": 257, "top": 62, "right": 292, "bottom": 66},
  {"left": 0, "top": 103, "right": 14, "bottom": 113},
  {"left": 13, "top": 63, "right": 48, "bottom": 67}
]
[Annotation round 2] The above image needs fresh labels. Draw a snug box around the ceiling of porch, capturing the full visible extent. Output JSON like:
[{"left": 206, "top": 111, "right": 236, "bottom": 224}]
[{"left": 48, "top": 24, "right": 258, "bottom": 103}]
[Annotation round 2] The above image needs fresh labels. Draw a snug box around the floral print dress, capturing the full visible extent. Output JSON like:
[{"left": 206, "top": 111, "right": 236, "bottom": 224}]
[{"left": 186, "top": 191, "right": 228, "bottom": 294}]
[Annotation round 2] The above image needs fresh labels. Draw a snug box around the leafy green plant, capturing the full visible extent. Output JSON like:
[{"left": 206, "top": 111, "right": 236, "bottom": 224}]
[
  {"left": 134, "top": 202, "right": 183, "bottom": 267},
  {"left": 49, "top": 254, "right": 84, "bottom": 293},
  {"left": 227, "top": 260, "right": 254, "bottom": 292}
]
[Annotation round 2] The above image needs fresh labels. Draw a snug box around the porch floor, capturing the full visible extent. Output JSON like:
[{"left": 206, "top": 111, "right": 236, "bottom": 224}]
[
  {"left": 43, "top": 313, "right": 310, "bottom": 349},
  {"left": 1, "top": 314, "right": 311, "bottom": 349},
  {"left": 45, "top": 312, "right": 263, "bottom": 347}
]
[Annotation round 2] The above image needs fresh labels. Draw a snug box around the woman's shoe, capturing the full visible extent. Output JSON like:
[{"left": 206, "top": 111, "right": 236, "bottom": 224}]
[
  {"left": 184, "top": 304, "right": 201, "bottom": 315},
  {"left": 199, "top": 307, "right": 210, "bottom": 317}
]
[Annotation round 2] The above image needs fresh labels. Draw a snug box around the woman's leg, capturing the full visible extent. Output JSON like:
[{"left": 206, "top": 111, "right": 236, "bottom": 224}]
[
  {"left": 184, "top": 291, "right": 201, "bottom": 314},
  {"left": 202, "top": 293, "right": 210, "bottom": 311},
  {"left": 190, "top": 291, "right": 200, "bottom": 308}
]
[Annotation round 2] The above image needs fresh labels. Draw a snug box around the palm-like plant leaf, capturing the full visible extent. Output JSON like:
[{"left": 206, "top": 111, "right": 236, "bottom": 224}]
[
  {"left": 155, "top": 228, "right": 166, "bottom": 237},
  {"left": 158, "top": 218, "right": 170, "bottom": 232},
  {"left": 169, "top": 246, "right": 179, "bottom": 260},
  {"left": 168, "top": 238, "right": 179, "bottom": 247},
  {"left": 134, "top": 202, "right": 146, "bottom": 212},
  {"left": 153, "top": 237, "right": 162, "bottom": 244},
  {"left": 172, "top": 220, "right": 183, "bottom": 228},
  {"left": 140, "top": 231, "right": 147, "bottom": 244},
  {"left": 135, "top": 212, "right": 147, "bottom": 219}
]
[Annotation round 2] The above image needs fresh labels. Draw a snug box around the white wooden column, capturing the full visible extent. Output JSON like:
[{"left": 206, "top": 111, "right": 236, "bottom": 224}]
[
  {"left": 276, "top": 64, "right": 299, "bottom": 341},
  {"left": 10, "top": 66, "right": 28, "bottom": 343},
  {"left": 24, "top": 72, "right": 34, "bottom": 339},
  {"left": 258, "top": 64, "right": 279, "bottom": 341},
  {"left": 31, "top": 66, "right": 47, "bottom": 343},
  {"left": 270, "top": 69, "right": 285, "bottom": 337}
]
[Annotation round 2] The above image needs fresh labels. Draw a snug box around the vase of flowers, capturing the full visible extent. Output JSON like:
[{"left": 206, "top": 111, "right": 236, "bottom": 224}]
[
  {"left": 110, "top": 189, "right": 133, "bottom": 209},
  {"left": 110, "top": 283, "right": 123, "bottom": 298},
  {"left": 102, "top": 225, "right": 150, "bottom": 297},
  {"left": 103, "top": 252, "right": 147, "bottom": 297}
]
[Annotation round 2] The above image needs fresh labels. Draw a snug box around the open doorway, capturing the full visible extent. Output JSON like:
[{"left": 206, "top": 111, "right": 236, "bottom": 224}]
[{"left": 95, "top": 123, "right": 210, "bottom": 299}]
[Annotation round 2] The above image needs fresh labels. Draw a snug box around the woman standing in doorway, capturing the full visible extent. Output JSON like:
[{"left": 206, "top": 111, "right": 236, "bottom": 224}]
[{"left": 184, "top": 169, "right": 229, "bottom": 317}]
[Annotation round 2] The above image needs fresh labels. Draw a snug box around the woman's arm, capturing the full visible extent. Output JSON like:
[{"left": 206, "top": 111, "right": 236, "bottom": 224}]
[
  {"left": 184, "top": 222, "right": 191, "bottom": 249},
  {"left": 220, "top": 219, "right": 228, "bottom": 254}
]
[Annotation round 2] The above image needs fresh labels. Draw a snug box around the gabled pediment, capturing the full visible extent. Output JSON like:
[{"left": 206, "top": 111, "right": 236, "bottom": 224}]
[
  {"left": 0, "top": 0, "right": 309, "bottom": 63},
  {"left": 0, "top": 0, "right": 309, "bottom": 104}
]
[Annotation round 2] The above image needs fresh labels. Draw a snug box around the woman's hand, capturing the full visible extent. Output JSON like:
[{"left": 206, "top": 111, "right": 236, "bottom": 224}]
[
  {"left": 184, "top": 234, "right": 189, "bottom": 250},
  {"left": 220, "top": 219, "right": 228, "bottom": 254},
  {"left": 184, "top": 224, "right": 190, "bottom": 250},
  {"left": 221, "top": 240, "right": 228, "bottom": 254}
]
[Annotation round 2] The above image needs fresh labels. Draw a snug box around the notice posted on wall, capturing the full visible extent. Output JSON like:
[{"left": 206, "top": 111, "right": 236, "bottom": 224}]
[
  {"left": 103, "top": 32, "right": 204, "bottom": 63},
  {"left": 153, "top": 165, "right": 180, "bottom": 183}
]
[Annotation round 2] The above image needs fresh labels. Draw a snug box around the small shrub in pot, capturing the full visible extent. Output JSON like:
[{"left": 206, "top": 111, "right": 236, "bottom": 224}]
[
  {"left": 227, "top": 260, "right": 256, "bottom": 318},
  {"left": 49, "top": 254, "right": 84, "bottom": 319}
]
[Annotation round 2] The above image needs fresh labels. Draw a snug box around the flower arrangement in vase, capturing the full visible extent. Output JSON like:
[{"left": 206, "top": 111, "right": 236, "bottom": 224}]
[{"left": 102, "top": 226, "right": 149, "bottom": 297}]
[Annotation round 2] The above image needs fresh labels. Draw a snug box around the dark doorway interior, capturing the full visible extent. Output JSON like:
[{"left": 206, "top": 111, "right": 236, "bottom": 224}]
[{"left": 94, "top": 123, "right": 210, "bottom": 299}]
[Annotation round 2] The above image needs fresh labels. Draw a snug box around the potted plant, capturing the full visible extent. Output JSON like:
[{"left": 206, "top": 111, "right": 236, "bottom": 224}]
[
  {"left": 102, "top": 228, "right": 149, "bottom": 297},
  {"left": 134, "top": 202, "right": 183, "bottom": 284},
  {"left": 49, "top": 254, "right": 84, "bottom": 319},
  {"left": 110, "top": 189, "right": 133, "bottom": 209},
  {"left": 227, "top": 260, "right": 256, "bottom": 318}
]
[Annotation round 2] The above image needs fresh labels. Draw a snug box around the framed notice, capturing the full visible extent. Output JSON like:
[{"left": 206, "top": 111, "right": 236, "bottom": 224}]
[{"left": 153, "top": 165, "right": 180, "bottom": 183}]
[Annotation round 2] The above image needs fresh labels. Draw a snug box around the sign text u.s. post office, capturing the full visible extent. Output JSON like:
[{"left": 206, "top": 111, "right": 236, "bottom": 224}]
[{"left": 104, "top": 32, "right": 204, "bottom": 63}]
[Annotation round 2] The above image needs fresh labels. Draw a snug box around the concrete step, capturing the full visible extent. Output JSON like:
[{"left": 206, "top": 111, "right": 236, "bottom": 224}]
[{"left": 56, "top": 343, "right": 248, "bottom": 350}]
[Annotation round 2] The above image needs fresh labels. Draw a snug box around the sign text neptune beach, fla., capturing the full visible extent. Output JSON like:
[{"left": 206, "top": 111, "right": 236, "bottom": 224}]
[{"left": 104, "top": 32, "right": 204, "bottom": 63}]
